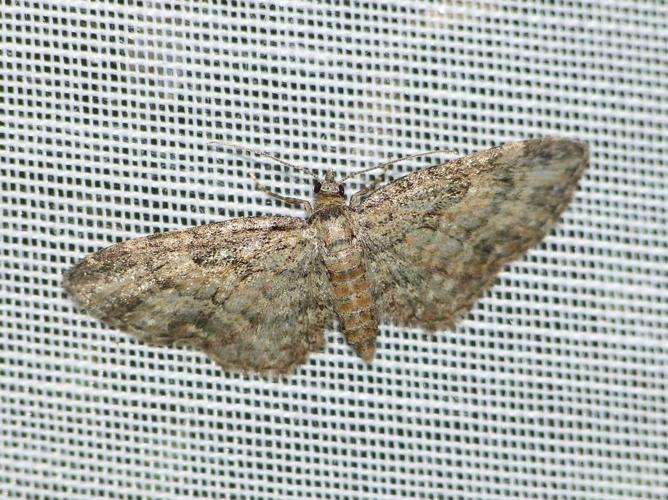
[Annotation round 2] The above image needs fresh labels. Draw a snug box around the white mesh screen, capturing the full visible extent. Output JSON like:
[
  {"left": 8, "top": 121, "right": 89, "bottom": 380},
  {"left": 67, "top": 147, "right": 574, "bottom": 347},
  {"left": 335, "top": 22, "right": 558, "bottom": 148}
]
[{"left": 2, "top": 1, "right": 667, "bottom": 498}]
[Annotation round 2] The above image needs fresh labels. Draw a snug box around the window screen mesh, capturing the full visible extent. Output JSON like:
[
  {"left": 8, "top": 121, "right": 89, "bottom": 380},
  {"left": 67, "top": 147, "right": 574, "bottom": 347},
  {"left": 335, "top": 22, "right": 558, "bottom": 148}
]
[{"left": 2, "top": 1, "right": 667, "bottom": 498}]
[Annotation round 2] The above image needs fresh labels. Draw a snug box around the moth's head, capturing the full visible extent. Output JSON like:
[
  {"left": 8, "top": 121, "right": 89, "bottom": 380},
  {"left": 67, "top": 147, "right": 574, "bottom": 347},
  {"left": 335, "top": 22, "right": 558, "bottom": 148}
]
[{"left": 314, "top": 169, "right": 345, "bottom": 202}]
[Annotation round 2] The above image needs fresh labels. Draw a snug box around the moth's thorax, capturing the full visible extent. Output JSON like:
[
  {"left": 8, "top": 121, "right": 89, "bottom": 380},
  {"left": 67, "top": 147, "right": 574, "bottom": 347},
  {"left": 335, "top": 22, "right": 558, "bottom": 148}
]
[
  {"left": 314, "top": 192, "right": 346, "bottom": 211},
  {"left": 309, "top": 204, "right": 351, "bottom": 247}
]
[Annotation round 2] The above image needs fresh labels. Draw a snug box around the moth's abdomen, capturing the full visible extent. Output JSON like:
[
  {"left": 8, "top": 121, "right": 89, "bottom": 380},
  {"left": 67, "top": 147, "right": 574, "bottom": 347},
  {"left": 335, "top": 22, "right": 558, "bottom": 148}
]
[{"left": 323, "top": 242, "right": 378, "bottom": 362}]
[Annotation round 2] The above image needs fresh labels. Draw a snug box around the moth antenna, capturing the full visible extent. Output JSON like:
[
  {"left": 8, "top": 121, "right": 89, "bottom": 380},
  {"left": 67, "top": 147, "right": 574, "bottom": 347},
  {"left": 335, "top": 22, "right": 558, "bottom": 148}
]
[
  {"left": 208, "top": 140, "right": 321, "bottom": 180},
  {"left": 342, "top": 148, "right": 458, "bottom": 182}
]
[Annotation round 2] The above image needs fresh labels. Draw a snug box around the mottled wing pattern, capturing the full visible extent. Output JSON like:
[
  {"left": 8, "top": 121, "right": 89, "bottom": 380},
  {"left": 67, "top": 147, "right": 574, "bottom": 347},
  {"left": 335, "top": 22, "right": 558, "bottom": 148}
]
[
  {"left": 354, "top": 137, "right": 589, "bottom": 330},
  {"left": 64, "top": 216, "right": 333, "bottom": 374}
]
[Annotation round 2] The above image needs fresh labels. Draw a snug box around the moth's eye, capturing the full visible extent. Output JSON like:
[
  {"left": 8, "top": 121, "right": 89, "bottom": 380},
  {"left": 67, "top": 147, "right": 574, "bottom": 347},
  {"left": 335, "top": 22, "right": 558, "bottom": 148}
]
[
  {"left": 338, "top": 184, "right": 345, "bottom": 196},
  {"left": 314, "top": 180, "right": 322, "bottom": 193}
]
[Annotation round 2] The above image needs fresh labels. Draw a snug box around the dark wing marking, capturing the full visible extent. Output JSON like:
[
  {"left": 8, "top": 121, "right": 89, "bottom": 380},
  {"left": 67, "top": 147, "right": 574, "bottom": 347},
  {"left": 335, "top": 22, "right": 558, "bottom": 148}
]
[
  {"left": 64, "top": 216, "right": 333, "bottom": 374},
  {"left": 354, "top": 137, "right": 588, "bottom": 330}
]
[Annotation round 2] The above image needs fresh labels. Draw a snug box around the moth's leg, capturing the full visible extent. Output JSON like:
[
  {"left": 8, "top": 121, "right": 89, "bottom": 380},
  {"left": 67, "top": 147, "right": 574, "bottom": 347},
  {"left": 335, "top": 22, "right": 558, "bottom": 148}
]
[
  {"left": 349, "top": 148, "right": 458, "bottom": 207},
  {"left": 250, "top": 172, "right": 313, "bottom": 216},
  {"left": 350, "top": 177, "right": 386, "bottom": 206}
]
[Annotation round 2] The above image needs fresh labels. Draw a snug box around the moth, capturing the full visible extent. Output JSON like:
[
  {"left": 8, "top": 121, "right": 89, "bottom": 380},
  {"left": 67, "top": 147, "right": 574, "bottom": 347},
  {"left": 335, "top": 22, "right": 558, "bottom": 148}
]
[{"left": 64, "top": 137, "right": 589, "bottom": 374}]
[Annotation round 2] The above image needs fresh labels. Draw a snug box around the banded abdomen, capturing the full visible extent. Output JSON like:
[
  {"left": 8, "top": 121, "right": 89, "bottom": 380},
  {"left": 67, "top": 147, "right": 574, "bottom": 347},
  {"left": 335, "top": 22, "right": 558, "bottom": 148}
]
[{"left": 313, "top": 207, "right": 378, "bottom": 361}]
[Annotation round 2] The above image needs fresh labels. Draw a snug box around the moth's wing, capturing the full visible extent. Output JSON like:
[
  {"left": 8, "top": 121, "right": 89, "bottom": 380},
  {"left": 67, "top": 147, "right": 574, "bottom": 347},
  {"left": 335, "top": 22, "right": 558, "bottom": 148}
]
[
  {"left": 64, "top": 216, "right": 333, "bottom": 375},
  {"left": 354, "top": 137, "right": 589, "bottom": 330}
]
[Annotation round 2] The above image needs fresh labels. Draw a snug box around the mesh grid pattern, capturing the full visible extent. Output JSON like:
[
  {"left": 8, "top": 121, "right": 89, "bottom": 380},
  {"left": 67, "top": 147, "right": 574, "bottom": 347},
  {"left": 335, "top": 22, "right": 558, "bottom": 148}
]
[{"left": 2, "top": 1, "right": 667, "bottom": 498}]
